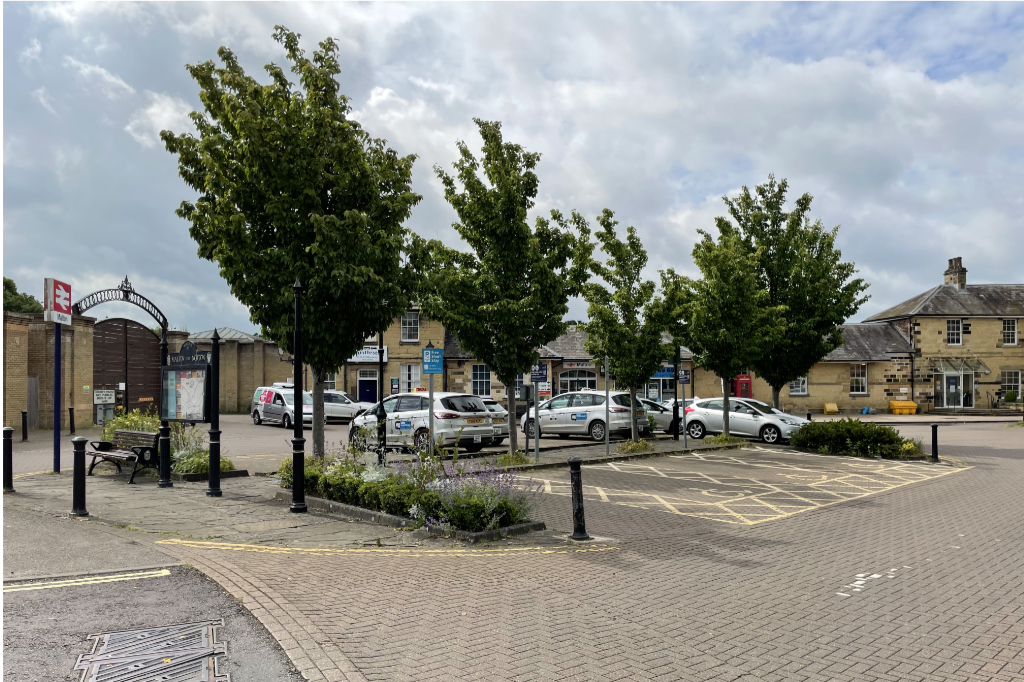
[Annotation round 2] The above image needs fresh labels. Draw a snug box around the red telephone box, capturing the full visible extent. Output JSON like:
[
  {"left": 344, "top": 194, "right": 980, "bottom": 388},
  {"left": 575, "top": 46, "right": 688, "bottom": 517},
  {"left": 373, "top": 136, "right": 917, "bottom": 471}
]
[{"left": 732, "top": 374, "right": 752, "bottom": 399}]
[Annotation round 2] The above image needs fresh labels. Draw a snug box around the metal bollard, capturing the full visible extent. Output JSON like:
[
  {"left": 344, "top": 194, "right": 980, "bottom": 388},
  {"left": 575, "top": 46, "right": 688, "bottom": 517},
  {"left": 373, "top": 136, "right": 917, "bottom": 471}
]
[
  {"left": 930, "top": 423, "right": 940, "bottom": 463},
  {"left": 568, "top": 456, "right": 590, "bottom": 541},
  {"left": 21, "top": 411, "right": 28, "bottom": 442},
  {"left": 69, "top": 407, "right": 76, "bottom": 435},
  {"left": 71, "top": 437, "right": 89, "bottom": 517},
  {"left": 4, "top": 427, "right": 14, "bottom": 493}
]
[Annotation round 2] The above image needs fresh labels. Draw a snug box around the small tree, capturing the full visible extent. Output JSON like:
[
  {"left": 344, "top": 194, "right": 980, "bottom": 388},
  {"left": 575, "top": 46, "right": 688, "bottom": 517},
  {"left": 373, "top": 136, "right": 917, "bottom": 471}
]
[
  {"left": 663, "top": 230, "right": 785, "bottom": 436},
  {"left": 419, "top": 119, "right": 592, "bottom": 454},
  {"left": 582, "top": 210, "right": 666, "bottom": 441},
  {"left": 162, "top": 27, "right": 422, "bottom": 457},
  {"left": 3, "top": 278, "right": 43, "bottom": 313},
  {"left": 721, "top": 175, "right": 869, "bottom": 407}
]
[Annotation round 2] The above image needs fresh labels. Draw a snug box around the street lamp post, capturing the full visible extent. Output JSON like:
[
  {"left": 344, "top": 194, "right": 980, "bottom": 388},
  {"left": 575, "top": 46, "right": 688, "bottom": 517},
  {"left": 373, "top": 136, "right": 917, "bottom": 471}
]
[{"left": 290, "top": 279, "right": 307, "bottom": 513}]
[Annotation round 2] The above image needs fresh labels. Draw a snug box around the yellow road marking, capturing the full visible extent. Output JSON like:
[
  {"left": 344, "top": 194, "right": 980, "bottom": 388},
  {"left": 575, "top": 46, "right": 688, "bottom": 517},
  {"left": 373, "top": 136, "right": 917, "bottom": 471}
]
[
  {"left": 157, "top": 538, "right": 619, "bottom": 557},
  {"left": 4, "top": 569, "right": 171, "bottom": 593},
  {"left": 11, "top": 470, "right": 49, "bottom": 480}
]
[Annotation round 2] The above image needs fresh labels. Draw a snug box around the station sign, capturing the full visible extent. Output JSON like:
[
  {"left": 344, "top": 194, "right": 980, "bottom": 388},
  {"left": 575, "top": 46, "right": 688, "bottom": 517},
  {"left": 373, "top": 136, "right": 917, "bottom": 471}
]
[
  {"left": 44, "top": 278, "right": 72, "bottom": 325},
  {"left": 563, "top": 361, "right": 594, "bottom": 370}
]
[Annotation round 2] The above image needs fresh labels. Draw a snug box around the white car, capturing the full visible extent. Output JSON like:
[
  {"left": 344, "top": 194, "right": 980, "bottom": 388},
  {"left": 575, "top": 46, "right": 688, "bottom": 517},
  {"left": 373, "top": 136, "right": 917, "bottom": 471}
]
[
  {"left": 251, "top": 386, "right": 314, "bottom": 429},
  {"left": 639, "top": 398, "right": 673, "bottom": 432},
  {"left": 481, "top": 398, "right": 509, "bottom": 446},
  {"left": 520, "top": 390, "right": 648, "bottom": 442},
  {"left": 323, "top": 390, "right": 372, "bottom": 424},
  {"left": 349, "top": 392, "right": 496, "bottom": 453},
  {"left": 683, "top": 397, "right": 808, "bottom": 443}
]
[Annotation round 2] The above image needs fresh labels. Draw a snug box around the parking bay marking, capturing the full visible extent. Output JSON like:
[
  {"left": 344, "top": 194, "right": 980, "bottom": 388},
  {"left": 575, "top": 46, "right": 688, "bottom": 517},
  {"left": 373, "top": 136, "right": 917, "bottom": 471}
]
[
  {"left": 4, "top": 569, "right": 171, "bottom": 593},
  {"left": 157, "top": 538, "right": 619, "bottom": 557}
]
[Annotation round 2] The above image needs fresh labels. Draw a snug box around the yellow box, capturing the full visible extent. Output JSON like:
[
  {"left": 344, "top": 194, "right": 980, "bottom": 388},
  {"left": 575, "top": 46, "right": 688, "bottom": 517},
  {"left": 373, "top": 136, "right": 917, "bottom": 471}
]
[
  {"left": 889, "top": 400, "right": 918, "bottom": 415},
  {"left": 823, "top": 403, "right": 839, "bottom": 414}
]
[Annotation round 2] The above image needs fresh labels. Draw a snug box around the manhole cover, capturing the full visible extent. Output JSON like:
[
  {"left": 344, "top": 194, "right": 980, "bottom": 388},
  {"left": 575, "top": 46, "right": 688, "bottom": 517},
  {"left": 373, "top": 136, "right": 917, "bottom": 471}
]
[{"left": 74, "top": 620, "right": 228, "bottom": 681}]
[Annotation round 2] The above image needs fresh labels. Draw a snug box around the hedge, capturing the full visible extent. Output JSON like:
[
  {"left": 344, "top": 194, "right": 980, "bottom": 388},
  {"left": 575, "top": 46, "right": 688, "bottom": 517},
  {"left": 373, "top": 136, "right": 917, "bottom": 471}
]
[{"left": 789, "top": 419, "right": 924, "bottom": 459}]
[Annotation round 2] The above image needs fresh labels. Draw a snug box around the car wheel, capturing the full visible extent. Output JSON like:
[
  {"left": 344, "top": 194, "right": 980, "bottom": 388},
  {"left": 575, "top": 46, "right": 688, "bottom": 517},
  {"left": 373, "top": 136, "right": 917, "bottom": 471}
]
[
  {"left": 282, "top": 414, "right": 291, "bottom": 430},
  {"left": 491, "top": 438, "right": 504, "bottom": 447},
  {"left": 687, "top": 421, "right": 706, "bottom": 439},
  {"left": 589, "top": 420, "right": 606, "bottom": 442},
  {"left": 413, "top": 429, "right": 431, "bottom": 453},
  {"left": 465, "top": 444, "right": 484, "bottom": 453},
  {"left": 558, "top": 433, "right": 570, "bottom": 439},
  {"left": 761, "top": 424, "right": 781, "bottom": 444},
  {"left": 527, "top": 420, "right": 540, "bottom": 438},
  {"left": 252, "top": 410, "right": 262, "bottom": 426}
]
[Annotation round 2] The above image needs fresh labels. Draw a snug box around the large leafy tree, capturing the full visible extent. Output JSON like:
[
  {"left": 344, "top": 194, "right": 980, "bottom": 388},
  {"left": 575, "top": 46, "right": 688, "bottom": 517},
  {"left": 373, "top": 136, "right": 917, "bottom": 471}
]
[
  {"left": 3, "top": 278, "right": 43, "bottom": 313},
  {"left": 419, "top": 119, "right": 592, "bottom": 454},
  {"left": 721, "top": 175, "right": 869, "bottom": 407},
  {"left": 162, "top": 27, "right": 422, "bottom": 456},
  {"left": 582, "top": 210, "right": 666, "bottom": 441},
  {"left": 663, "top": 230, "right": 785, "bottom": 436}
]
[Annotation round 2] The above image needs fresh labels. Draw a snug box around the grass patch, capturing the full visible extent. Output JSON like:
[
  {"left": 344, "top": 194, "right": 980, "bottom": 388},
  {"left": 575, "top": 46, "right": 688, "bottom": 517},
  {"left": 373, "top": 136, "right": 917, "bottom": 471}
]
[
  {"left": 704, "top": 434, "right": 747, "bottom": 445},
  {"left": 617, "top": 439, "right": 652, "bottom": 454},
  {"left": 1006, "top": 420, "right": 1024, "bottom": 428},
  {"left": 496, "top": 450, "right": 531, "bottom": 467}
]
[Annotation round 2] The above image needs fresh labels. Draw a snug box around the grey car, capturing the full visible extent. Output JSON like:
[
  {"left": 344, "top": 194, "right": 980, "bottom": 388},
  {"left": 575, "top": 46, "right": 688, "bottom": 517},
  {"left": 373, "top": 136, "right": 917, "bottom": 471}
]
[
  {"left": 683, "top": 397, "right": 808, "bottom": 443},
  {"left": 639, "top": 398, "right": 673, "bottom": 432},
  {"left": 481, "top": 398, "right": 509, "bottom": 446}
]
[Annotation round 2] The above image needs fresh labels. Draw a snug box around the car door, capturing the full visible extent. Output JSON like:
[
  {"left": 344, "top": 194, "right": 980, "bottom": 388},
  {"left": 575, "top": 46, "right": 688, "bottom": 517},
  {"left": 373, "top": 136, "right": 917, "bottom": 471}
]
[
  {"left": 568, "top": 394, "right": 596, "bottom": 434},
  {"left": 728, "top": 401, "right": 759, "bottom": 436},
  {"left": 545, "top": 394, "right": 573, "bottom": 433},
  {"left": 264, "top": 392, "right": 283, "bottom": 423},
  {"left": 380, "top": 396, "right": 402, "bottom": 445},
  {"left": 390, "top": 396, "right": 422, "bottom": 448},
  {"left": 700, "top": 399, "right": 725, "bottom": 432}
]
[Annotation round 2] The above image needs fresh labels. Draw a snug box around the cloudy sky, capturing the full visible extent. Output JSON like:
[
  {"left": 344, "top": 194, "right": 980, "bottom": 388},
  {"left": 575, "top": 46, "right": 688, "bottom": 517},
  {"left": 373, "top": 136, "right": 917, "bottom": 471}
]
[{"left": 4, "top": 2, "right": 1023, "bottom": 333}]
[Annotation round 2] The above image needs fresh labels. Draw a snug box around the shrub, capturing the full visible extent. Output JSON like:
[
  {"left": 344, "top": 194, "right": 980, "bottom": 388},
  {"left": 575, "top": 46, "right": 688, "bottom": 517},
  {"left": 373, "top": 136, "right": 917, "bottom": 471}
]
[
  {"left": 101, "top": 408, "right": 160, "bottom": 441},
  {"left": 704, "top": 434, "right": 747, "bottom": 445},
  {"left": 497, "top": 450, "right": 531, "bottom": 467},
  {"left": 790, "top": 419, "right": 922, "bottom": 459},
  {"left": 171, "top": 450, "right": 236, "bottom": 474},
  {"left": 1004, "top": 390, "right": 1019, "bottom": 404},
  {"left": 617, "top": 439, "right": 652, "bottom": 454}
]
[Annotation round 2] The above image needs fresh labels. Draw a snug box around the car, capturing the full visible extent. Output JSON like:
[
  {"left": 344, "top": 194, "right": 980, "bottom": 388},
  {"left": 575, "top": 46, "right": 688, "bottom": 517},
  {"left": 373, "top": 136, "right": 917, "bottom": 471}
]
[
  {"left": 349, "top": 392, "right": 496, "bottom": 453},
  {"left": 251, "top": 385, "right": 315, "bottom": 429},
  {"left": 682, "top": 397, "right": 808, "bottom": 443},
  {"left": 661, "top": 396, "right": 700, "bottom": 410},
  {"left": 481, "top": 398, "right": 509, "bottom": 446},
  {"left": 322, "top": 390, "right": 370, "bottom": 424},
  {"left": 519, "top": 390, "right": 649, "bottom": 442},
  {"left": 638, "top": 398, "right": 674, "bottom": 432}
]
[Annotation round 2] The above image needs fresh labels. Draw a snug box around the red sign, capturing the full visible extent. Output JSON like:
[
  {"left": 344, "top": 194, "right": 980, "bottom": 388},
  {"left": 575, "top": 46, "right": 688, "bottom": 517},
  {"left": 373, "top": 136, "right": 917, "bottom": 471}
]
[{"left": 44, "top": 278, "right": 72, "bottom": 325}]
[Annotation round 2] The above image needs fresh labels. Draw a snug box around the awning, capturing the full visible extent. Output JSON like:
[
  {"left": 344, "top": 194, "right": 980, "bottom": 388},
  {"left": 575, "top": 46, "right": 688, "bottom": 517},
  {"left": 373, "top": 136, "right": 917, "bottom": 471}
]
[{"left": 927, "top": 357, "right": 991, "bottom": 375}]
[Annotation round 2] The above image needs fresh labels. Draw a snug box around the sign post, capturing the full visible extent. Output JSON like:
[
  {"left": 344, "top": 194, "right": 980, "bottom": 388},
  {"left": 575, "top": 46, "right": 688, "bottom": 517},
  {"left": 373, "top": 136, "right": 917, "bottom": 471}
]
[
  {"left": 422, "top": 344, "right": 443, "bottom": 454},
  {"left": 673, "top": 347, "right": 680, "bottom": 442},
  {"left": 678, "top": 364, "right": 691, "bottom": 449},
  {"left": 44, "top": 278, "right": 72, "bottom": 473},
  {"left": 531, "top": 364, "right": 546, "bottom": 462},
  {"left": 604, "top": 356, "right": 610, "bottom": 459}
]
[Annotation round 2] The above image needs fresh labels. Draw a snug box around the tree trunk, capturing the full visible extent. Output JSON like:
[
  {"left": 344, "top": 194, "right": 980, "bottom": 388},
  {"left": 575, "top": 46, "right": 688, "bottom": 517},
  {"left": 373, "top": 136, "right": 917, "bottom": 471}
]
[
  {"left": 506, "top": 387, "right": 517, "bottom": 454},
  {"left": 722, "top": 391, "right": 731, "bottom": 436},
  {"left": 312, "top": 367, "right": 325, "bottom": 459},
  {"left": 630, "top": 385, "right": 639, "bottom": 441},
  {"left": 771, "top": 385, "right": 781, "bottom": 410}
]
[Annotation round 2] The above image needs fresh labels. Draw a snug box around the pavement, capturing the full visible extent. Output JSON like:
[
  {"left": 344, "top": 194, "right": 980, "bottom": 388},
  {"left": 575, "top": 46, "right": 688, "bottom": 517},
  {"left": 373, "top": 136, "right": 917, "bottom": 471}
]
[{"left": 4, "top": 419, "right": 1022, "bottom": 681}]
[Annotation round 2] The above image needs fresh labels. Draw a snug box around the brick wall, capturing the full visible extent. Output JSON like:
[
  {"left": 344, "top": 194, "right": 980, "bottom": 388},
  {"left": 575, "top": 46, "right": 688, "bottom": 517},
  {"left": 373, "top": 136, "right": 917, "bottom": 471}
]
[
  {"left": 3, "top": 313, "right": 30, "bottom": 428},
  {"left": 23, "top": 314, "right": 95, "bottom": 428}
]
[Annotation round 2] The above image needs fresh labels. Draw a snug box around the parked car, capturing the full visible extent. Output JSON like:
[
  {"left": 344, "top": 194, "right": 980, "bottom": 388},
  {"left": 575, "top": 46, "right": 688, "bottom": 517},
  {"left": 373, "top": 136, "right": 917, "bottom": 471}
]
[
  {"left": 639, "top": 398, "right": 673, "bottom": 432},
  {"left": 682, "top": 397, "right": 808, "bottom": 443},
  {"left": 322, "top": 390, "right": 370, "bottom": 423},
  {"left": 349, "top": 392, "right": 495, "bottom": 453},
  {"left": 342, "top": 392, "right": 377, "bottom": 417},
  {"left": 661, "top": 396, "right": 701, "bottom": 410},
  {"left": 519, "top": 390, "right": 648, "bottom": 442},
  {"left": 251, "top": 386, "right": 315, "bottom": 429},
  {"left": 481, "top": 398, "right": 509, "bottom": 446}
]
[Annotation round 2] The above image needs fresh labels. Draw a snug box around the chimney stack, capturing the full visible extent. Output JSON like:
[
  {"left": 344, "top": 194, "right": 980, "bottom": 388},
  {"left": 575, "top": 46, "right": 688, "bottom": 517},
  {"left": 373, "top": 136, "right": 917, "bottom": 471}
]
[{"left": 944, "top": 257, "right": 967, "bottom": 290}]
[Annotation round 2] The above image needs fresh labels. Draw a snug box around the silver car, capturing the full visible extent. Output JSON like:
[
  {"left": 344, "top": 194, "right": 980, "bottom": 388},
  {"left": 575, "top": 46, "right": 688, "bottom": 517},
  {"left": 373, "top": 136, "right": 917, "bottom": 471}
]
[
  {"left": 323, "top": 390, "right": 370, "bottom": 424},
  {"left": 481, "top": 398, "right": 509, "bottom": 445},
  {"left": 520, "top": 390, "right": 648, "bottom": 442},
  {"left": 639, "top": 398, "right": 673, "bottom": 432},
  {"left": 251, "top": 386, "right": 314, "bottom": 429},
  {"left": 683, "top": 397, "right": 808, "bottom": 443},
  {"left": 349, "top": 392, "right": 495, "bottom": 453}
]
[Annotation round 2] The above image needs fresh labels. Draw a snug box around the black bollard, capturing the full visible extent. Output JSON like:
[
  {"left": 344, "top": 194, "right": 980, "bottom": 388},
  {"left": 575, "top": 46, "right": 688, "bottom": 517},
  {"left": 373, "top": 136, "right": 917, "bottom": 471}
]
[
  {"left": 807, "top": 412, "right": 812, "bottom": 422},
  {"left": 158, "top": 329, "right": 172, "bottom": 489},
  {"left": 71, "top": 436, "right": 89, "bottom": 516},
  {"left": 568, "top": 456, "right": 590, "bottom": 541},
  {"left": 207, "top": 328, "right": 222, "bottom": 497},
  {"left": 21, "top": 411, "right": 28, "bottom": 442},
  {"left": 4, "top": 427, "right": 14, "bottom": 493},
  {"left": 69, "top": 407, "right": 76, "bottom": 435},
  {"left": 930, "top": 423, "right": 939, "bottom": 463}
]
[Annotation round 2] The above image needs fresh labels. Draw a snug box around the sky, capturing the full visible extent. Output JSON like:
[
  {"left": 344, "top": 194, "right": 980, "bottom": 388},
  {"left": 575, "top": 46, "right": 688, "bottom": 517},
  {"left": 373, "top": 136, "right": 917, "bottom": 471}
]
[{"left": 4, "top": 2, "right": 1023, "bottom": 334}]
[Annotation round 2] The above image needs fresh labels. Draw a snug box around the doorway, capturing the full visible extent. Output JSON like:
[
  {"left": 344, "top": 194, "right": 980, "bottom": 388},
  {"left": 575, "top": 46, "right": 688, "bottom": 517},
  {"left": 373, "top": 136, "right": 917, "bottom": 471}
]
[
  {"left": 935, "top": 372, "right": 975, "bottom": 409},
  {"left": 358, "top": 369, "right": 378, "bottom": 403}
]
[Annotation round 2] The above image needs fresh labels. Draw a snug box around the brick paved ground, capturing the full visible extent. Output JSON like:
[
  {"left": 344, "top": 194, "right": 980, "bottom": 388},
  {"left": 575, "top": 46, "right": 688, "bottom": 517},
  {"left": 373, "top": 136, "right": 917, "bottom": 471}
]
[{"left": 5, "top": 424, "right": 1022, "bottom": 681}]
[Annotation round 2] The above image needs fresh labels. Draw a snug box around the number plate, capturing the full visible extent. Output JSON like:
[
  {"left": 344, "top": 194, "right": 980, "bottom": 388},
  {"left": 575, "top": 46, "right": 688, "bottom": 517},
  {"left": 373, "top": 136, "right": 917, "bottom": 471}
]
[
  {"left": 466, "top": 418, "right": 483, "bottom": 424},
  {"left": 473, "top": 435, "right": 481, "bottom": 443},
  {"left": 491, "top": 418, "right": 505, "bottom": 424}
]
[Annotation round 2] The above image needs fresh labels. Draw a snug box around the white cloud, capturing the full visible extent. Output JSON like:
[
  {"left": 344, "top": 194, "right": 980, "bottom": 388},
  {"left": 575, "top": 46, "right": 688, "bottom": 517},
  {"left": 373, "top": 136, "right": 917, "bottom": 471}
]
[
  {"left": 53, "top": 145, "right": 84, "bottom": 184},
  {"left": 32, "top": 87, "right": 57, "bottom": 115},
  {"left": 63, "top": 56, "right": 135, "bottom": 98},
  {"left": 124, "top": 91, "right": 194, "bottom": 148},
  {"left": 19, "top": 39, "right": 42, "bottom": 63}
]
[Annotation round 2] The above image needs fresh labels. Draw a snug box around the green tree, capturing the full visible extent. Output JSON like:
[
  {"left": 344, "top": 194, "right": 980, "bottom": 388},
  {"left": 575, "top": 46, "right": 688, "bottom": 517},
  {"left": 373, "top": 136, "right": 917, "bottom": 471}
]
[
  {"left": 3, "top": 277, "right": 43, "bottom": 313},
  {"left": 582, "top": 210, "right": 666, "bottom": 441},
  {"left": 663, "top": 231, "right": 785, "bottom": 436},
  {"left": 721, "top": 175, "right": 869, "bottom": 407},
  {"left": 419, "top": 119, "right": 592, "bottom": 454},
  {"left": 162, "top": 27, "right": 422, "bottom": 457}
]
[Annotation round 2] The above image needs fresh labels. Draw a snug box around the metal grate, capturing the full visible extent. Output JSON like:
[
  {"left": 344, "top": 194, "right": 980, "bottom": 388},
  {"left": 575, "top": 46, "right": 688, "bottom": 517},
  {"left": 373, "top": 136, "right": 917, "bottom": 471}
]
[{"left": 74, "top": 620, "right": 228, "bottom": 682}]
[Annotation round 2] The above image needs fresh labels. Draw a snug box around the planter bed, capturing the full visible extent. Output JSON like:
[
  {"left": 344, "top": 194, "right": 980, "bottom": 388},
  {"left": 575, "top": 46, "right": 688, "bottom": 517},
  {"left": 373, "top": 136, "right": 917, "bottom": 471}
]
[
  {"left": 272, "top": 490, "right": 545, "bottom": 542},
  {"left": 172, "top": 469, "right": 250, "bottom": 482}
]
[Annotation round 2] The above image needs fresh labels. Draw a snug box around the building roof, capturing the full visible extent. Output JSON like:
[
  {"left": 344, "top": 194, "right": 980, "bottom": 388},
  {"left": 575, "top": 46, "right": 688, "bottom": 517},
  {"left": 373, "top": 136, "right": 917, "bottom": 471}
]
[
  {"left": 822, "top": 323, "right": 912, "bottom": 362},
  {"left": 864, "top": 284, "right": 1024, "bottom": 321},
  {"left": 189, "top": 327, "right": 265, "bottom": 343}
]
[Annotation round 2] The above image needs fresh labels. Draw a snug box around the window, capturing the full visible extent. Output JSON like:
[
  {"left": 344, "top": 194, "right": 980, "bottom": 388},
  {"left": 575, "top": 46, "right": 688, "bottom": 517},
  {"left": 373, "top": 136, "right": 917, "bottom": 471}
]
[
  {"left": 572, "top": 393, "right": 605, "bottom": 407},
  {"left": 947, "top": 319, "right": 962, "bottom": 345},
  {"left": 382, "top": 396, "right": 399, "bottom": 413},
  {"left": 559, "top": 369, "right": 597, "bottom": 393},
  {"left": 1002, "top": 371, "right": 1021, "bottom": 396},
  {"left": 1004, "top": 319, "right": 1019, "bottom": 346},
  {"left": 440, "top": 395, "right": 487, "bottom": 413},
  {"left": 548, "top": 395, "right": 571, "bottom": 410},
  {"left": 789, "top": 376, "right": 808, "bottom": 396},
  {"left": 399, "top": 364, "right": 420, "bottom": 393},
  {"left": 396, "top": 396, "right": 424, "bottom": 412},
  {"left": 401, "top": 312, "right": 419, "bottom": 342},
  {"left": 471, "top": 364, "right": 491, "bottom": 396},
  {"left": 515, "top": 374, "right": 524, "bottom": 393},
  {"left": 850, "top": 364, "right": 867, "bottom": 394},
  {"left": 323, "top": 372, "right": 336, "bottom": 390}
]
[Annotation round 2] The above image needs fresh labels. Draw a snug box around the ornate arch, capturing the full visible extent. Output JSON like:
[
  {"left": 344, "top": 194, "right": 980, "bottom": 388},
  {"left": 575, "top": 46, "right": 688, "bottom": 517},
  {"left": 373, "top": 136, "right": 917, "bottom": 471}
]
[{"left": 71, "top": 277, "right": 168, "bottom": 330}]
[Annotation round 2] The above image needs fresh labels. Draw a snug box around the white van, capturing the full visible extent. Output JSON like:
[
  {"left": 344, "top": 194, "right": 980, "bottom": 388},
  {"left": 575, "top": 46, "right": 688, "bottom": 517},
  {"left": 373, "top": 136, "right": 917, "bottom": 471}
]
[{"left": 251, "top": 385, "right": 314, "bottom": 428}]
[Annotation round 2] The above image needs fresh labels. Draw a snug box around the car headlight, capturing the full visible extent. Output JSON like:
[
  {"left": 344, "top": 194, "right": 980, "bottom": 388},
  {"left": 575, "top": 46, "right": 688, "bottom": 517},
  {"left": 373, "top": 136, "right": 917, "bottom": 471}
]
[{"left": 780, "top": 418, "right": 801, "bottom": 426}]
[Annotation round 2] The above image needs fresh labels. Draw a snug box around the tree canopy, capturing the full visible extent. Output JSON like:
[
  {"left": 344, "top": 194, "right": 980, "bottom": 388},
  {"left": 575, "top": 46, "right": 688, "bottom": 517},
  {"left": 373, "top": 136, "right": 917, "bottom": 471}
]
[
  {"left": 162, "top": 27, "right": 422, "bottom": 455},
  {"left": 582, "top": 210, "right": 666, "bottom": 441},
  {"left": 3, "top": 278, "right": 43, "bottom": 314},
  {"left": 418, "top": 119, "right": 592, "bottom": 453}
]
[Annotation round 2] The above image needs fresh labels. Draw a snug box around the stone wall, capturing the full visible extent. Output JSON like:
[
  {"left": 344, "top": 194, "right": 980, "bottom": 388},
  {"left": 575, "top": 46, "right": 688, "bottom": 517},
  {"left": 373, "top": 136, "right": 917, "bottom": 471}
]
[
  {"left": 3, "top": 313, "right": 31, "bottom": 428},
  {"left": 22, "top": 314, "right": 95, "bottom": 429}
]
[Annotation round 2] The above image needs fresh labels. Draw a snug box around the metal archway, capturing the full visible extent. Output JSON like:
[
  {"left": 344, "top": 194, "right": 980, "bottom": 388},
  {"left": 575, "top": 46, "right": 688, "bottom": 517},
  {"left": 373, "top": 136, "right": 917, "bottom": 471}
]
[{"left": 72, "top": 277, "right": 168, "bottom": 330}]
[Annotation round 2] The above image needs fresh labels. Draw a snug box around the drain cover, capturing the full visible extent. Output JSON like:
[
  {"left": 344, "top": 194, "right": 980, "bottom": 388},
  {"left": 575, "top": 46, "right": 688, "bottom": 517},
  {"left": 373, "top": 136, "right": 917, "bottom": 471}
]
[{"left": 74, "top": 620, "right": 228, "bottom": 681}]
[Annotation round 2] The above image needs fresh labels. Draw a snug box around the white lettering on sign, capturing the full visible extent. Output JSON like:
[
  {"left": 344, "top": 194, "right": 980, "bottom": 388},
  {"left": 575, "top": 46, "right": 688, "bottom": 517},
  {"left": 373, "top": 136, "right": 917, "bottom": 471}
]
[{"left": 563, "top": 361, "right": 595, "bottom": 369}]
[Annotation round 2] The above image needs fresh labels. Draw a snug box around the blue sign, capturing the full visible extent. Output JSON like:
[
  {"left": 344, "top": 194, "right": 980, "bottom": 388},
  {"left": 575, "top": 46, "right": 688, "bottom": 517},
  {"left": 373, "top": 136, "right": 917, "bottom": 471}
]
[
  {"left": 422, "top": 348, "right": 444, "bottom": 374},
  {"left": 396, "top": 419, "right": 412, "bottom": 430},
  {"left": 678, "top": 369, "right": 690, "bottom": 385},
  {"left": 531, "top": 363, "right": 547, "bottom": 382},
  {"left": 651, "top": 367, "right": 675, "bottom": 379},
  {"left": 570, "top": 413, "right": 587, "bottom": 421}
]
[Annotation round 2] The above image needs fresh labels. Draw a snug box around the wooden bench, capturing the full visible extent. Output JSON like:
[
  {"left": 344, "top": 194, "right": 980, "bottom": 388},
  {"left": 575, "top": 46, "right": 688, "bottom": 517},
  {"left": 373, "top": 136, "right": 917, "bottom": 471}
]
[{"left": 88, "top": 430, "right": 160, "bottom": 484}]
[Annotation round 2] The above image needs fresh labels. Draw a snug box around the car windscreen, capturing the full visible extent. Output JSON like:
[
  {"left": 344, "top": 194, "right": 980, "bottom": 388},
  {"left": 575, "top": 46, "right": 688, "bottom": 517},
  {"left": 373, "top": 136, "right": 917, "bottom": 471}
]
[
  {"left": 484, "top": 403, "right": 506, "bottom": 413},
  {"left": 441, "top": 395, "right": 487, "bottom": 413},
  {"left": 611, "top": 394, "right": 635, "bottom": 407}
]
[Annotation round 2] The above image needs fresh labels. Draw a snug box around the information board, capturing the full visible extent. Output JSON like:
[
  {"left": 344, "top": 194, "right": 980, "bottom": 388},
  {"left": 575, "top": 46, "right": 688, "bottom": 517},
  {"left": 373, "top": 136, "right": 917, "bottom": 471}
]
[
  {"left": 94, "top": 389, "right": 116, "bottom": 405},
  {"left": 531, "top": 364, "right": 548, "bottom": 382},
  {"left": 161, "top": 367, "right": 210, "bottom": 422},
  {"left": 678, "top": 369, "right": 691, "bottom": 385},
  {"left": 422, "top": 348, "right": 443, "bottom": 374}
]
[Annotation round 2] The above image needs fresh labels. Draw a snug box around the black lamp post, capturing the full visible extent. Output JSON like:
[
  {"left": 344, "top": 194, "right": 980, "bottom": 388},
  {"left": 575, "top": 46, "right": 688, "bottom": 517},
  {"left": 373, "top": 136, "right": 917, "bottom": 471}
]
[
  {"left": 158, "top": 328, "right": 172, "bottom": 488},
  {"left": 290, "top": 279, "right": 307, "bottom": 513},
  {"left": 377, "top": 332, "right": 386, "bottom": 465},
  {"left": 207, "top": 328, "right": 222, "bottom": 497}
]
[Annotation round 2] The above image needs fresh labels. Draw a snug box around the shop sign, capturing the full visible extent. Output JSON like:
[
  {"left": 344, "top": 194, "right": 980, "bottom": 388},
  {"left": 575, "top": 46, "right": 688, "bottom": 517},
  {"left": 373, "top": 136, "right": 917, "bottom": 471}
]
[
  {"left": 563, "top": 361, "right": 594, "bottom": 370},
  {"left": 350, "top": 346, "right": 388, "bottom": 363}
]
